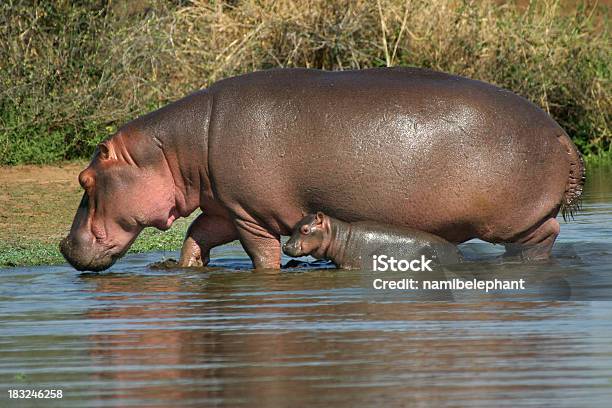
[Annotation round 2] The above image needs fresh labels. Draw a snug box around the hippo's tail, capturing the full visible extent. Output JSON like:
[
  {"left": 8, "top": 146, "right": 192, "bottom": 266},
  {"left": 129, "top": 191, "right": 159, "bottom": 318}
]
[{"left": 557, "top": 131, "right": 586, "bottom": 221}]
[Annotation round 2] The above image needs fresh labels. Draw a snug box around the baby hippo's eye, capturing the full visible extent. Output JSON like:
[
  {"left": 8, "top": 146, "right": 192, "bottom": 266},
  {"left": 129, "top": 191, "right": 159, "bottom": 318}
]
[{"left": 300, "top": 225, "right": 310, "bottom": 235}]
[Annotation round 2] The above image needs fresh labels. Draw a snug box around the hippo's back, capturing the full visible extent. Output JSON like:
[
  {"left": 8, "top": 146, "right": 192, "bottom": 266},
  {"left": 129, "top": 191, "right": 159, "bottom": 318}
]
[
  {"left": 207, "top": 68, "right": 572, "bottom": 244},
  {"left": 347, "top": 221, "right": 463, "bottom": 266}
]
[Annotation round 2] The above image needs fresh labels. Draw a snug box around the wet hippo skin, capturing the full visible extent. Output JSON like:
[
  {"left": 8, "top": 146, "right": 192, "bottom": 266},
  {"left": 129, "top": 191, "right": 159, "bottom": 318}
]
[
  {"left": 60, "top": 67, "right": 584, "bottom": 271},
  {"left": 282, "top": 212, "right": 462, "bottom": 270}
]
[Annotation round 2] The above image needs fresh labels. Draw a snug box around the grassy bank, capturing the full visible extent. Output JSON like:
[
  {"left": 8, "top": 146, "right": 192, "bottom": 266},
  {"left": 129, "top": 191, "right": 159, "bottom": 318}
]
[
  {"left": 0, "top": 163, "right": 194, "bottom": 267},
  {"left": 0, "top": 226, "right": 191, "bottom": 267},
  {"left": 0, "top": 0, "right": 610, "bottom": 164}
]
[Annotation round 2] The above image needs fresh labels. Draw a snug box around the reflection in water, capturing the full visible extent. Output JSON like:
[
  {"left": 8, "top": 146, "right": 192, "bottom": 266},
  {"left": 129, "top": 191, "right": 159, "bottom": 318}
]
[
  {"left": 0, "top": 166, "right": 611, "bottom": 407},
  {"left": 67, "top": 269, "right": 612, "bottom": 406}
]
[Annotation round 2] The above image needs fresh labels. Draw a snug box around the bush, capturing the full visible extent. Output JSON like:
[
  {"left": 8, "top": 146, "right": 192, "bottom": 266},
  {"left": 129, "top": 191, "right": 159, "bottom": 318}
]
[{"left": 0, "top": 0, "right": 609, "bottom": 164}]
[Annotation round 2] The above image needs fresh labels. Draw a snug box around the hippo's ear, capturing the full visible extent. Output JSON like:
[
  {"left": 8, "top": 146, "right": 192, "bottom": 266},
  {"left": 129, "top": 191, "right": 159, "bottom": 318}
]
[
  {"left": 315, "top": 211, "right": 325, "bottom": 225},
  {"left": 97, "top": 142, "right": 116, "bottom": 161}
]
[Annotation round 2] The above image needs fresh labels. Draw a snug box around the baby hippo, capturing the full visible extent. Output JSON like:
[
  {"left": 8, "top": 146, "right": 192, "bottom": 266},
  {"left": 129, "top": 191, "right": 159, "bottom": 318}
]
[{"left": 283, "top": 212, "right": 462, "bottom": 270}]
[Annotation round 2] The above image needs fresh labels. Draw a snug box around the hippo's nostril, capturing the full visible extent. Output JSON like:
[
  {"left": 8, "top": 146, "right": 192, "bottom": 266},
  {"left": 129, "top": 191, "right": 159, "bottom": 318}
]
[
  {"left": 282, "top": 243, "right": 293, "bottom": 255},
  {"left": 59, "top": 237, "right": 69, "bottom": 257}
]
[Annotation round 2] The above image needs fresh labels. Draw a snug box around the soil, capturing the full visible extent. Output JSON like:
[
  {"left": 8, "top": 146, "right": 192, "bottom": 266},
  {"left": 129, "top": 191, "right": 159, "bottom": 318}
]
[{"left": 0, "top": 162, "right": 86, "bottom": 245}]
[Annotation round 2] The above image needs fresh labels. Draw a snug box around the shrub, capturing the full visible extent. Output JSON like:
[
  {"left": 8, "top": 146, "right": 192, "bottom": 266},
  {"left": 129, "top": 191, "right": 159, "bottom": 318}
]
[{"left": 0, "top": 0, "right": 609, "bottom": 164}]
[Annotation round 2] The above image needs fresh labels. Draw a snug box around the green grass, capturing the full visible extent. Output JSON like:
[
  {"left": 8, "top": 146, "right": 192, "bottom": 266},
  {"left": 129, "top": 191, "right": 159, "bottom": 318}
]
[
  {"left": 1, "top": 0, "right": 610, "bottom": 164},
  {"left": 0, "top": 215, "right": 194, "bottom": 268}
]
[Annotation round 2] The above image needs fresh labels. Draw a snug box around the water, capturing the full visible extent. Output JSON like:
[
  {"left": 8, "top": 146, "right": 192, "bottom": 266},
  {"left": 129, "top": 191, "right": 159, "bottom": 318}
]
[{"left": 1, "top": 167, "right": 611, "bottom": 407}]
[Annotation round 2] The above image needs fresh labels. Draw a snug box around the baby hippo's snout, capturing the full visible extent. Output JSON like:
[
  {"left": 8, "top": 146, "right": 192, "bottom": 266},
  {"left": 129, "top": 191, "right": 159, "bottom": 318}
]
[
  {"left": 282, "top": 238, "right": 303, "bottom": 257},
  {"left": 283, "top": 212, "right": 328, "bottom": 259}
]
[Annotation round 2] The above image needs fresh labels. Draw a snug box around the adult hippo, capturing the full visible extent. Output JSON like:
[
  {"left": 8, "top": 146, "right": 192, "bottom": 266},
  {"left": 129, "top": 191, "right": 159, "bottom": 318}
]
[{"left": 60, "top": 67, "right": 584, "bottom": 271}]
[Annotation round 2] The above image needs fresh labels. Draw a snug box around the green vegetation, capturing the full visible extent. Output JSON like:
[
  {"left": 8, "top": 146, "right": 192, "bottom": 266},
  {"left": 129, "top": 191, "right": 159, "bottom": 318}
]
[
  {"left": 0, "top": 214, "right": 194, "bottom": 267},
  {"left": 0, "top": 0, "right": 609, "bottom": 164}
]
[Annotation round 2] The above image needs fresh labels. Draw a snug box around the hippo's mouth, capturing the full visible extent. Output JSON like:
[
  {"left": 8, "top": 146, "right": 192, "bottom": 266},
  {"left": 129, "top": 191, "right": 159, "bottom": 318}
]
[
  {"left": 158, "top": 207, "right": 180, "bottom": 231},
  {"left": 60, "top": 229, "right": 139, "bottom": 272},
  {"left": 282, "top": 240, "right": 304, "bottom": 257},
  {"left": 59, "top": 237, "right": 115, "bottom": 272}
]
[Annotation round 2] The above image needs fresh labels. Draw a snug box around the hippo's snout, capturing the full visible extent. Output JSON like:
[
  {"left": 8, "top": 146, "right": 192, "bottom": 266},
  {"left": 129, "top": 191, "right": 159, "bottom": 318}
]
[
  {"left": 282, "top": 240, "right": 303, "bottom": 257},
  {"left": 60, "top": 235, "right": 116, "bottom": 272}
]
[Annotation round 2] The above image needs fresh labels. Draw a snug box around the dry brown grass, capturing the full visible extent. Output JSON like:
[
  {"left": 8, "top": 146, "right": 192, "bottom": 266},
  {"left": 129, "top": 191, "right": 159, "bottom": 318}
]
[{"left": 0, "top": 0, "right": 609, "bottom": 164}]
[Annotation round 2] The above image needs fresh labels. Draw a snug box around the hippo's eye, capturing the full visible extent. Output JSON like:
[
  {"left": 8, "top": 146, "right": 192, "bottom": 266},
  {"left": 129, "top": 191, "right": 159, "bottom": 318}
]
[
  {"left": 79, "top": 173, "right": 94, "bottom": 190},
  {"left": 300, "top": 225, "right": 310, "bottom": 235}
]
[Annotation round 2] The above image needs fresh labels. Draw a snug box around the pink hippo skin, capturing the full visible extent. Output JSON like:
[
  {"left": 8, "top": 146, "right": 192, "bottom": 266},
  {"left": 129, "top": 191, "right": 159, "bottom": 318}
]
[{"left": 60, "top": 68, "right": 584, "bottom": 271}]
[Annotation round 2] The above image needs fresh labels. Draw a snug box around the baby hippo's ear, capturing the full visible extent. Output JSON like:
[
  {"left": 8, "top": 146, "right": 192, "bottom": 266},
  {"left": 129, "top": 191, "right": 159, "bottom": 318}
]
[{"left": 315, "top": 211, "right": 325, "bottom": 225}]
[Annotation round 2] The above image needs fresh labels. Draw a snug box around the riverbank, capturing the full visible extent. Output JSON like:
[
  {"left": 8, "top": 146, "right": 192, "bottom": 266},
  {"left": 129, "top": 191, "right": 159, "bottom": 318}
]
[{"left": 0, "top": 162, "right": 194, "bottom": 267}]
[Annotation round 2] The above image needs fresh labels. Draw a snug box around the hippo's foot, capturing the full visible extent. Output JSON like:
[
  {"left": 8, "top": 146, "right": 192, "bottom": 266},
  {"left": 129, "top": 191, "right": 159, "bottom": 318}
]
[
  {"left": 503, "top": 218, "right": 560, "bottom": 262},
  {"left": 179, "top": 236, "right": 209, "bottom": 267},
  {"left": 178, "top": 213, "right": 238, "bottom": 268}
]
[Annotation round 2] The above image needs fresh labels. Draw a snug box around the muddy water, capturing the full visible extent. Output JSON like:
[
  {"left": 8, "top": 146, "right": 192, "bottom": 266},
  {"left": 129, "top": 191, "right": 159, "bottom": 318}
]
[{"left": 1, "top": 167, "right": 611, "bottom": 407}]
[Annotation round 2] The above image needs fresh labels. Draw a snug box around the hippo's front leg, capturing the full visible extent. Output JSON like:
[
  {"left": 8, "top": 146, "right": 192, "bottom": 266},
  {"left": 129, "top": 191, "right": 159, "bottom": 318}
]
[
  {"left": 234, "top": 218, "right": 282, "bottom": 270},
  {"left": 179, "top": 214, "right": 238, "bottom": 267}
]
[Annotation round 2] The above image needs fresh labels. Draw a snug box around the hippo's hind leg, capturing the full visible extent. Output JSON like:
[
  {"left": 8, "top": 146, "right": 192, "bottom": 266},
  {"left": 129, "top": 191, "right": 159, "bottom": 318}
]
[
  {"left": 234, "top": 218, "right": 281, "bottom": 270},
  {"left": 504, "top": 217, "right": 560, "bottom": 261},
  {"left": 179, "top": 214, "right": 238, "bottom": 267}
]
